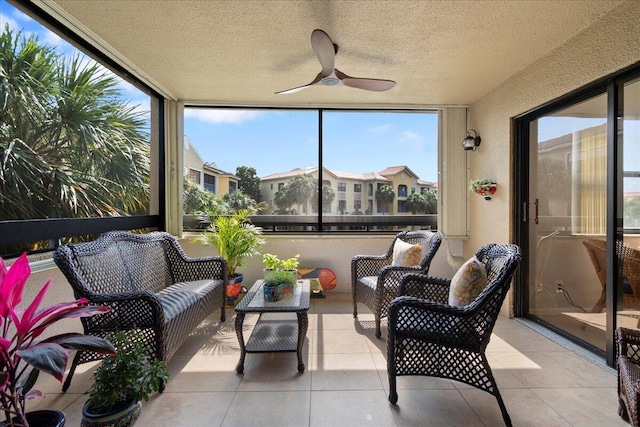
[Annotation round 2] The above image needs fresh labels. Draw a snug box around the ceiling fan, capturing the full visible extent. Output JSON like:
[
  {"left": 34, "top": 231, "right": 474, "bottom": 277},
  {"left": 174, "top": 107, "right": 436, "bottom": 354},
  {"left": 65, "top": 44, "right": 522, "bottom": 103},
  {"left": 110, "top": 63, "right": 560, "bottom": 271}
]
[{"left": 275, "top": 29, "right": 396, "bottom": 95}]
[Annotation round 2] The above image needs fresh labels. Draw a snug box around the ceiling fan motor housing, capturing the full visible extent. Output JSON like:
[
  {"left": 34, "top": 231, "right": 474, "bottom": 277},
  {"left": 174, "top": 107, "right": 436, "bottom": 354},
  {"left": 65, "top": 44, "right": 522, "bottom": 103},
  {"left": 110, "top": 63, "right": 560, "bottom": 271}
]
[{"left": 322, "top": 77, "right": 340, "bottom": 86}]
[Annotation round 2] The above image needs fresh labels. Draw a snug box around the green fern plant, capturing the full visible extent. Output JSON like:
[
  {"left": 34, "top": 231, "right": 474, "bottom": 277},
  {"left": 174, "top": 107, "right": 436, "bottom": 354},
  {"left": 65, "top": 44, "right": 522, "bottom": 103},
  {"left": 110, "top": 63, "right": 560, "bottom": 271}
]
[{"left": 85, "top": 331, "right": 169, "bottom": 414}]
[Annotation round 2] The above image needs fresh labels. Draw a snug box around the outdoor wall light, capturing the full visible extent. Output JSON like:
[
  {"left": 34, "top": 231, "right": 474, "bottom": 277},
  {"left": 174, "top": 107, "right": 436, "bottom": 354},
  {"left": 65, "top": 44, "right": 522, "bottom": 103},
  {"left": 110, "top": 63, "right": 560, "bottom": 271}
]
[{"left": 462, "top": 129, "right": 481, "bottom": 151}]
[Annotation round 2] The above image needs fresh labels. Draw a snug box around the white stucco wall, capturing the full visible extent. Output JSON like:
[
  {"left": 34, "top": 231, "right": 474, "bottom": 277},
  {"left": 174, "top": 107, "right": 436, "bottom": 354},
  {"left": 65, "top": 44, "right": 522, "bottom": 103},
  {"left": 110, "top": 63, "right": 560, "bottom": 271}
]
[
  {"left": 466, "top": 0, "right": 640, "bottom": 315},
  {"left": 179, "top": 233, "right": 456, "bottom": 293}
]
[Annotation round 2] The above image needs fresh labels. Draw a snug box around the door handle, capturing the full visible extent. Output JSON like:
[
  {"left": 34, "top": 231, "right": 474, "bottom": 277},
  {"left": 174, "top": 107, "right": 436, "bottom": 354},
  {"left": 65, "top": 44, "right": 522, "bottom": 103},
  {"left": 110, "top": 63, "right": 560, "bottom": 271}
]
[{"left": 524, "top": 199, "right": 539, "bottom": 224}]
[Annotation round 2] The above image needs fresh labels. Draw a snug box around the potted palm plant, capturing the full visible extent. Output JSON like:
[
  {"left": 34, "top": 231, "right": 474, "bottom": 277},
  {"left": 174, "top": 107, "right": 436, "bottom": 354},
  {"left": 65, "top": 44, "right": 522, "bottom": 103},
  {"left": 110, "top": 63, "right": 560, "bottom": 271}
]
[
  {"left": 81, "top": 330, "right": 169, "bottom": 427},
  {"left": 0, "top": 253, "right": 115, "bottom": 427},
  {"left": 199, "top": 208, "right": 266, "bottom": 305}
]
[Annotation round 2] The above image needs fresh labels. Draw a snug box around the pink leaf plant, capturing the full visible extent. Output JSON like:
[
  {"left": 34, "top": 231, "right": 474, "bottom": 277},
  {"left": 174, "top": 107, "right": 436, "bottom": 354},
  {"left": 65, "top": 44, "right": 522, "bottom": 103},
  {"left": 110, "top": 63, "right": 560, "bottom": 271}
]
[{"left": 0, "top": 253, "right": 115, "bottom": 427}]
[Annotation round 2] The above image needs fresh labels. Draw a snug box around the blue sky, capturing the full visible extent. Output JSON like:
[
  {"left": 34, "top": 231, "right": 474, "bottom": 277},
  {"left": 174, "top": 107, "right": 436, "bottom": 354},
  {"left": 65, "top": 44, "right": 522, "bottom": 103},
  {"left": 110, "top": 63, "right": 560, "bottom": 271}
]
[{"left": 184, "top": 109, "right": 440, "bottom": 181}]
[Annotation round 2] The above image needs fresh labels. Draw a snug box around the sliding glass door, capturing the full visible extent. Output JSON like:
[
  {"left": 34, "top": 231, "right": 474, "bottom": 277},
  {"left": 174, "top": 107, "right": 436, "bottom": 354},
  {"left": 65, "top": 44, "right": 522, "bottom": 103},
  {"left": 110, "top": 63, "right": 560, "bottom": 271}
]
[
  {"left": 516, "top": 67, "right": 640, "bottom": 363},
  {"left": 619, "top": 78, "right": 640, "bottom": 332},
  {"left": 528, "top": 94, "right": 608, "bottom": 351}
]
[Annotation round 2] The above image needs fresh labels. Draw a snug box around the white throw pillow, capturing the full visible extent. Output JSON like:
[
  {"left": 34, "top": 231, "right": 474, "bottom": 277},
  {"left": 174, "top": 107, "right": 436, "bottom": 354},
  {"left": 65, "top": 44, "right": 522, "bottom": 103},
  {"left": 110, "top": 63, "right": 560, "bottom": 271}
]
[
  {"left": 448, "top": 256, "right": 488, "bottom": 307},
  {"left": 391, "top": 239, "right": 422, "bottom": 267}
]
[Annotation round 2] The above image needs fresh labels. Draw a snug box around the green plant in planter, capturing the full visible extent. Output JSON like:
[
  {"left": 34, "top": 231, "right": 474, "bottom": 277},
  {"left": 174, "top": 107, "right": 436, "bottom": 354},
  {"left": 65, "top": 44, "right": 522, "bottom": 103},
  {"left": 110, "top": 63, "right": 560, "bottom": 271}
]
[
  {"left": 264, "top": 269, "right": 297, "bottom": 287},
  {"left": 83, "top": 330, "right": 168, "bottom": 426},
  {"left": 262, "top": 253, "right": 300, "bottom": 271},
  {"left": 280, "top": 254, "right": 300, "bottom": 271},
  {"left": 199, "top": 209, "right": 265, "bottom": 279},
  {"left": 262, "top": 253, "right": 280, "bottom": 271}
]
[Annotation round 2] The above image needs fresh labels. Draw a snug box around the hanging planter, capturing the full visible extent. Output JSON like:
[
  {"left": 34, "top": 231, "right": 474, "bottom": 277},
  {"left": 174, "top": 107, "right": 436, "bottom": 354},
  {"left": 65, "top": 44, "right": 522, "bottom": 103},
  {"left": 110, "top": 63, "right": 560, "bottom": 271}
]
[{"left": 469, "top": 179, "right": 497, "bottom": 200}]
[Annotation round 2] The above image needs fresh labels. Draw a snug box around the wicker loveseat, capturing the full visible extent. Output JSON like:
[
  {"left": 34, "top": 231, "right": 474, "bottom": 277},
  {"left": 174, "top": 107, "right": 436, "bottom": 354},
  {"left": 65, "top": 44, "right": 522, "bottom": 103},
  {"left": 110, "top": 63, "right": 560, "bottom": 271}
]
[{"left": 54, "top": 230, "right": 227, "bottom": 391}]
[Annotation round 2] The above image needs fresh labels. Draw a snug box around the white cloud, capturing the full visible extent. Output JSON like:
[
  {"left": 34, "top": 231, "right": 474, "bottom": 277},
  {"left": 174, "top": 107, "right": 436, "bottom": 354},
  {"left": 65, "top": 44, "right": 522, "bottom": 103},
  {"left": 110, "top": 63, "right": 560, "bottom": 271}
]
[
  {"left": 116, "top": 77, "right": 143, "bottom": 96},
  {"left": 41, "top": 28, "right": 63, "bottom": 46},
  {"left": 400, "top": 130, "right": 424, "bottom": 149},
  {"left": 368, "top": 124, "right": 391, "bottom": 134},
  {"left": 129, "top": 99, "right": 150, "bottom": 116},
  {"left": 9, "top": 6, "right": 34, "bottom": 25},
  {"left": 184, "top": 109, "right": 262, "bottom": 124},
  {"left": 1, "top": 12, "right": 19, "bottom": 32}
]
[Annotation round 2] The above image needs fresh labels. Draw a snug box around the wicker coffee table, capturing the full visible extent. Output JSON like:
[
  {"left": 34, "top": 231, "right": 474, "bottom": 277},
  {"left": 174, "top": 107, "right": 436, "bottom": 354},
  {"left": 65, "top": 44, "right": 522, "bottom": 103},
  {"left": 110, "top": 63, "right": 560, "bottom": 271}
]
[{"left": 234, "top": 279, "right": 310, "bottom": 374}]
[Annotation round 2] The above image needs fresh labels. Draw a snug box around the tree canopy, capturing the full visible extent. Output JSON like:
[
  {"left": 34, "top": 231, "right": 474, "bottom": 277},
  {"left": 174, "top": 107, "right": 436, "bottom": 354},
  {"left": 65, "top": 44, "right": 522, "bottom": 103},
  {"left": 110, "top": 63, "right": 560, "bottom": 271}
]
[
  {"left": 236, "top": 166, "right": 261, "bottom": 202},
  {"left": 0, "top": 26, "right": 150, "bottom": 221},
  {"left": 405, "top": 190, "right": 438, "bottom": 214},
  {"left": 375, "top": 185, "right": 395, "bottom": 213}
]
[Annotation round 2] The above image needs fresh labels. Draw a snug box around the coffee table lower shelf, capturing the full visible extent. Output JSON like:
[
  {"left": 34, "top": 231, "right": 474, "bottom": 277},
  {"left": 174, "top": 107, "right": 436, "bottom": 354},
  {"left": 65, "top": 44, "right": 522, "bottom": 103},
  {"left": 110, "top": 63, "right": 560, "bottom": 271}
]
[{"left": 235, "top": 312, "right": 308, "bottom": 374}]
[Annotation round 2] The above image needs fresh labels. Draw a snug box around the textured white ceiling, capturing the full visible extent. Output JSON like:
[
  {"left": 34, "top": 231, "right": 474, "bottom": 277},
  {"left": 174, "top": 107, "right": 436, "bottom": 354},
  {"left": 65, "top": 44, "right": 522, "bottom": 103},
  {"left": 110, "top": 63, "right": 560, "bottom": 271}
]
[{"left": 44, "top": 0, "right": 624, "bottom": 107}]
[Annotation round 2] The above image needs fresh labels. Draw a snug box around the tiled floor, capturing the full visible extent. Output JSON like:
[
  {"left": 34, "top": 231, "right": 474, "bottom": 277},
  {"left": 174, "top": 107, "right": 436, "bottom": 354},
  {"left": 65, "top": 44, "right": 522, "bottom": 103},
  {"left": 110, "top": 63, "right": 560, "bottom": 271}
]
[{"left": 30, "top": 293, "right": 627, "bottom": 426}]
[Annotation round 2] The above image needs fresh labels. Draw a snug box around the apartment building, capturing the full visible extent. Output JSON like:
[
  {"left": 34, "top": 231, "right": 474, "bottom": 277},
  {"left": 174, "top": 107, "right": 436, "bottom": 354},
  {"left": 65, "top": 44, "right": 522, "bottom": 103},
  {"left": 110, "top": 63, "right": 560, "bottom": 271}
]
[
  {"left": 260, "top": 165, "right": 437, "bottom": 215},
  {"left": 184, "top": 136, "right": 239, "bottom": 197}
]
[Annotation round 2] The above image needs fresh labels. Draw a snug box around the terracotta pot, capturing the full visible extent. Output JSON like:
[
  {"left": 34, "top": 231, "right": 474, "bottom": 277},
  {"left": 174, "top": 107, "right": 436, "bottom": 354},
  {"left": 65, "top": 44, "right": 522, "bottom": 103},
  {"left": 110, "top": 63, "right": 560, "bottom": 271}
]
[{"left": 81, "top": 401, "right": 141, "bottom": 427}]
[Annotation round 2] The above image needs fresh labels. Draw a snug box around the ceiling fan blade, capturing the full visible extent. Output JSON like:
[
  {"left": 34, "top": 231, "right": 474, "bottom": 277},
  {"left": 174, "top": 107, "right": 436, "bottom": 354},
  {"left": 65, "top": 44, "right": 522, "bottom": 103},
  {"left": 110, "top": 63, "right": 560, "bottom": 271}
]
[
  {"left": 311, "top": 29, "right": 335, "bottom": 77},
  {"left": 335, "top": 69, "right": 395, "bottom": 92},
  {"left": 275, "top": 72, "right": 323, "bottom": 95}
]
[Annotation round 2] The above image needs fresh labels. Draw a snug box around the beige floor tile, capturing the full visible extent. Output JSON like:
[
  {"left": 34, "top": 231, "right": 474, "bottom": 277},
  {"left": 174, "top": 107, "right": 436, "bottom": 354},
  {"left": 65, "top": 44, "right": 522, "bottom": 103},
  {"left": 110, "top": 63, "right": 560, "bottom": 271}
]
[
  {"left": 313, "top": 328, "right": 372, "bottom": 354},
  {"left": 222, "top": 391, "right": 311, "bottom": 426},
  {"left": 531, "top": 387, "right": 629, "bottom": 426},
  {"left": 441, "top": 353, "right": 527, "bottom": 390},
  {"left": 138, "top": 391, "right": 235, "bottom": 427},
  {"left": 390, "top": 389, "right": 484, "bottom": 426},
  {"left": 237, "top": 352, "right": 312, "bottom": 391},
  {"left": 493, "top": 350, "right": 616, "bottom": 389},
  {"left": 314, "top": 312, "right": 369, "bottom": 330},
  {"left": 312, "top": 293, "right": 355, "bottom": 314},
  {"left": 310, "top": 353, "right": 383, "bottom": 391},
  {"left": 365, "top": 332, "right": 389, "bottom": 355},
  {"left": 488, "top": 327, "right": 567, "bottom": 353},
  {"left": 494, "top": 317, "right": 526, "bottom": 330},
  {"left": 310, "top": 390, "right": 397, "bottom": 427},
  {"left": 461, "top": 388, "right": 570, "bottom": 426},
  {"left": 176, "top": 319, "right": 242, "bottom": 356},
  {"left": 165, "top": 354, "right": 242, "bottom": 392}
]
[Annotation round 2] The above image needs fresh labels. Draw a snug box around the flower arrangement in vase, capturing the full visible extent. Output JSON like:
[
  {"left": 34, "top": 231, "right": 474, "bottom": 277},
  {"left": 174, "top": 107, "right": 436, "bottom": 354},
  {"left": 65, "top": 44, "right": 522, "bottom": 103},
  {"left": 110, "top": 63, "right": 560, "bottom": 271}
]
[
  {"left": 469, "top": 179, "right": 497, "bottom": 200},
  {"left": 0, "top": 253, "right": 115, "bottom": 427}
]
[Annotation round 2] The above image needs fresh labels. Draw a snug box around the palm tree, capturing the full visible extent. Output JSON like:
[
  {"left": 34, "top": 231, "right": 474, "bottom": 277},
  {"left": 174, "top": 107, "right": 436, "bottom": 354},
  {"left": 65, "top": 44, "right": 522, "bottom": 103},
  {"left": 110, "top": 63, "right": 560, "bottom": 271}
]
[
  {"left": 375, "top": 185, "right": 395, "bottom": 214},
  {"left": 0, "top": 26, "right": 149, "bottom": 221}
]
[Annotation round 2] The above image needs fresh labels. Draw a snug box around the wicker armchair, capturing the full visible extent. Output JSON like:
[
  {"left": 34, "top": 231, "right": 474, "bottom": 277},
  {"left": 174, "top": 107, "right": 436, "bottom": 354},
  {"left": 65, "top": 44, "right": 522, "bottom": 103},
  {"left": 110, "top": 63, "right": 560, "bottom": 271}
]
[
  {"left": 617, "top": 327, "right": 640, "bottom": 426},
  {"left": 352, "top": 230, "right": 442, "bottom": 338},
  {"left": 387, "top": 243, "right": 521, "bottom": 427},
  {"left": 583, "top": 239, "right": 640, "bottom": 313}
]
